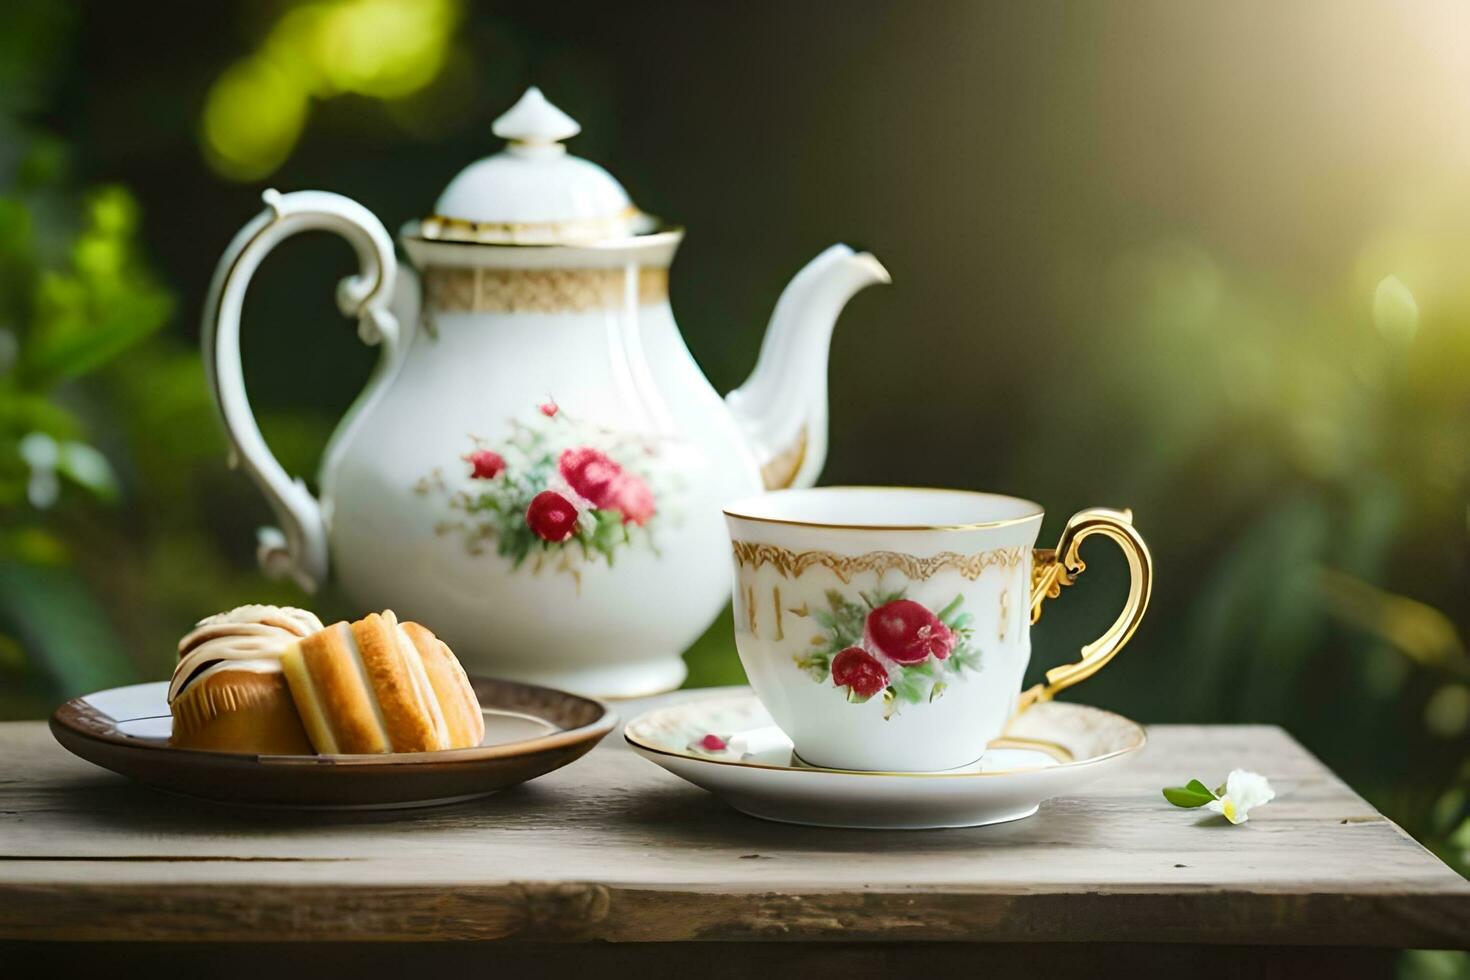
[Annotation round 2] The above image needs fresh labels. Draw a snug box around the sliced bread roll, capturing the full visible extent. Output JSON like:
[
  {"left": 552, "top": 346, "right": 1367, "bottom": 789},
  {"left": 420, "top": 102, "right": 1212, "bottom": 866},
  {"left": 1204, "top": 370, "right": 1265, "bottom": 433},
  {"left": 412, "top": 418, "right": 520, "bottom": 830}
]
[{"left": 281, "top": 610, "right": 485, "bottom": 754}]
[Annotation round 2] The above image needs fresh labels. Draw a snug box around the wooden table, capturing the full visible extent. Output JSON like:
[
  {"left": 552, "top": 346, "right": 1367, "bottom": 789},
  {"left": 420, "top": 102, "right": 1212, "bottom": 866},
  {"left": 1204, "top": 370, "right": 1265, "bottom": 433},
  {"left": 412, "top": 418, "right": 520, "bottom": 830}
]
[{"left": 2, "top": 688, "right": 1467, "bottom": 978}]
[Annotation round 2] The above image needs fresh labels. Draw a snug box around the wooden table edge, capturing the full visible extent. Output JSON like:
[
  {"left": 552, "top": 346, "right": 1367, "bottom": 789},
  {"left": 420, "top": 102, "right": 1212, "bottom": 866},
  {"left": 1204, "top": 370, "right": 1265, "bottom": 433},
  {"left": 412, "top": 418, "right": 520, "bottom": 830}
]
[{"left": 2, "top": 881, "right": 1467, "bottom": 949}]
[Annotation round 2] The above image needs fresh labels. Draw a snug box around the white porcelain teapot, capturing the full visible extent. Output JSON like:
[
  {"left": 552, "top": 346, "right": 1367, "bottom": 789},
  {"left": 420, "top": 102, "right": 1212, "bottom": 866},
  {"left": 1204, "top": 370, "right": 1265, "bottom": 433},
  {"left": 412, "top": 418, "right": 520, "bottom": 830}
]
[{"left": 203, "top": 88, "right": 888, "bottom": 697}]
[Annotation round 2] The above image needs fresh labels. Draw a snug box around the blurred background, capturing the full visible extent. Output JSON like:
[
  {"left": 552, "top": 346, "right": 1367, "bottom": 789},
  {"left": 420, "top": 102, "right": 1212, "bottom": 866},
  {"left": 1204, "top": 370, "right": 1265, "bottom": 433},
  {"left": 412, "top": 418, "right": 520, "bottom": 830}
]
[{"left": 0, "top": 0, "right": 1467, "bottom": 962}]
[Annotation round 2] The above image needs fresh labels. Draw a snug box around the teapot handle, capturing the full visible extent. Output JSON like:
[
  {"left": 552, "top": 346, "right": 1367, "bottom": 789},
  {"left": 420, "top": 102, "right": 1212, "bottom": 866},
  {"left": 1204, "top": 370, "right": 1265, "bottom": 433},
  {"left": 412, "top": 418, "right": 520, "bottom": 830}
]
[{"left": 202, "top": 189, "right": 400, "bottom": 593}]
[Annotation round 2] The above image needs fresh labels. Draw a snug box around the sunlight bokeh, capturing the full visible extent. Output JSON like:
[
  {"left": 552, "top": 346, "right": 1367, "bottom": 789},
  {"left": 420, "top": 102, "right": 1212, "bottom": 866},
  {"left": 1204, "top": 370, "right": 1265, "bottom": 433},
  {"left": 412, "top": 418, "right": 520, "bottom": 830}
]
[{"left": 201, "top": 0, "right": 460, "bottom": 180}]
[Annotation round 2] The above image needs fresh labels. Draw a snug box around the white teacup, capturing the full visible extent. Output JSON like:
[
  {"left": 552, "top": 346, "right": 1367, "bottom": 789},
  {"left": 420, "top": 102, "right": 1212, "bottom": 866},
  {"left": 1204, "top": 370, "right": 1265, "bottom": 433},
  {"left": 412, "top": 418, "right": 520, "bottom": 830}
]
[{"left": 723, "top": 487, "right": 1151, "bottom": 772}]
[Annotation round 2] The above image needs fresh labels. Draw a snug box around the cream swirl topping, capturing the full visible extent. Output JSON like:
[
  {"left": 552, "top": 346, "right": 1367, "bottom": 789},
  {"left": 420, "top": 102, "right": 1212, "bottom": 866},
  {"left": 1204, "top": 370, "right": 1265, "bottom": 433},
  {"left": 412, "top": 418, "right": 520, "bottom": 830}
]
[{"left": 169, "top": 605, "right": 324, "bottom": 704}]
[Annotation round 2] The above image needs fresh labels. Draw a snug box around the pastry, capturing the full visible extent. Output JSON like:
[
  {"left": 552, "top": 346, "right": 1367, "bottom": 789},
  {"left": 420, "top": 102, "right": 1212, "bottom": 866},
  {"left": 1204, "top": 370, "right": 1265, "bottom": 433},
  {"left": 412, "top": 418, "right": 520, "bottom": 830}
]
[
  {"left": 281, "top": 610, "right": 485, "bottom": 754},
  {"left": 168, "top": 605, "right": 324, "bottom": 754}
]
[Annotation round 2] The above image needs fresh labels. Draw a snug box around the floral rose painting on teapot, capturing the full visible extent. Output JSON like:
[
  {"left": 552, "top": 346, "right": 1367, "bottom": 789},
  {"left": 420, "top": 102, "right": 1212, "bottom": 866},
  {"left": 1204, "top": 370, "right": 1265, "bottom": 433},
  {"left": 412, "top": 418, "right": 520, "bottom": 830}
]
[{"left": 415, "top": 399, "right": 679, "bottom": 583}]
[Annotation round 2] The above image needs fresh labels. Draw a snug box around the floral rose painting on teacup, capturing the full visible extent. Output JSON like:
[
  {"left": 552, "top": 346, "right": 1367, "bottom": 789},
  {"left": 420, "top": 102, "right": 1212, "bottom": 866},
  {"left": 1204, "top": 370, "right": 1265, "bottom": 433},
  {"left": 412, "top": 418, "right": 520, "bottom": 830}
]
[{"left": 795, "top": 588, "right": 983, "bottom": 717}]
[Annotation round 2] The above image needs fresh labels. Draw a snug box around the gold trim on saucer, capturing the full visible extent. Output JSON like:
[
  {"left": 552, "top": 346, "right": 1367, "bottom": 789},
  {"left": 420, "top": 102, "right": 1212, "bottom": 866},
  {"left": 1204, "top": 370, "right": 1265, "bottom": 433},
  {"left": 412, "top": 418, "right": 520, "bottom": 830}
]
[
  {"left": 622, "top": 701, "right": 1144, "bottom": 779},
  {"left": 793, "top": 736, "right": 1072, "bottom": 769},
  {"left": 988, "top": 735, "right": 1075, "bottom": 764}
]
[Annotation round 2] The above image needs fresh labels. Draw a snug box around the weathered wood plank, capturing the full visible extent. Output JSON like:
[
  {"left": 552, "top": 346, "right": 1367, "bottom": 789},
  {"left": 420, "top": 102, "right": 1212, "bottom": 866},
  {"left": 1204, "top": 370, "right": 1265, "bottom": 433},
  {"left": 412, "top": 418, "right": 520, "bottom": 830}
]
[
  {"left": 0, "top": 941, "right": 1404, "bottom": 980},
  {"left": 0, "top": 690, "right": 1466, "bottom": 948},
  {"left": 1, "top": 882, "right": 1468, "bottom": 948}
]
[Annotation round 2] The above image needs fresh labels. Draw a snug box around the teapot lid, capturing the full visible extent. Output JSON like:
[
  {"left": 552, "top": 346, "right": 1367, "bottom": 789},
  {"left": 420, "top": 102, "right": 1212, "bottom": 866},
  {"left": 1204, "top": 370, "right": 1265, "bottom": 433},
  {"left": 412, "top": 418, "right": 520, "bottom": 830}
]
[{"left": 417, "top": 88, "right": 651, "bottom": 246}]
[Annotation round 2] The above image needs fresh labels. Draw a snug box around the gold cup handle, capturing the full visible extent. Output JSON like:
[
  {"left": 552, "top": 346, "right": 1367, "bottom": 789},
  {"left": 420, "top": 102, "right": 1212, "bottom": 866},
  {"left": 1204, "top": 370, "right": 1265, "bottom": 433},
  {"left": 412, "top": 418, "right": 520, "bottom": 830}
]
[{"left": 1017, "top": 507, "right": 1153, "bottom": 712}]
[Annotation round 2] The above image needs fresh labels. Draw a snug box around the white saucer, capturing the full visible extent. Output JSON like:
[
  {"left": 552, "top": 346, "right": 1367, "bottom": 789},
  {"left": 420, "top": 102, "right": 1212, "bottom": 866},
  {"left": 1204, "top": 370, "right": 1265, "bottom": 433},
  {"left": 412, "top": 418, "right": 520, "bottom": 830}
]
[{"left": 624, "top": 692, "right": 1146, "bottom": 829}]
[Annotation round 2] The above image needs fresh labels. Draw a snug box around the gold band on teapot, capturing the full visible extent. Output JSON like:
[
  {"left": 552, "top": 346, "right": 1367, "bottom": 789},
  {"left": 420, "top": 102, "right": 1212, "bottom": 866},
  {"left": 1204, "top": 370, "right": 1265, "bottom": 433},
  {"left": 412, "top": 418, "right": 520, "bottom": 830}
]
[{"left": 423, "top": 266, "right": 669, "bottom": 314}]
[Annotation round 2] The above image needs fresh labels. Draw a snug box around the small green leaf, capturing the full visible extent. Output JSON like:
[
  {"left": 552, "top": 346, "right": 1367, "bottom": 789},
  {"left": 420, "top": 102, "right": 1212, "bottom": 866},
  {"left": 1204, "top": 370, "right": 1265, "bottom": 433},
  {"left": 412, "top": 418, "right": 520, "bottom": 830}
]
[
  {"left": 1163, "top": 787, "right": 1214, "bottom": 808},
  {"left": 793, "top": 651, "right": 830, "bottom": 681},
  {"left": 1163, "top": 778, "right": 1218, "bottom": 808},
  {"left": 947, "top": 642, "right": 983, "bottom": 673},
  {"left": 936, "top": 594, "right": 965, "bottom": 626},
  {"left": 889, "top": 669, "right": 929, "bottom": 705}
]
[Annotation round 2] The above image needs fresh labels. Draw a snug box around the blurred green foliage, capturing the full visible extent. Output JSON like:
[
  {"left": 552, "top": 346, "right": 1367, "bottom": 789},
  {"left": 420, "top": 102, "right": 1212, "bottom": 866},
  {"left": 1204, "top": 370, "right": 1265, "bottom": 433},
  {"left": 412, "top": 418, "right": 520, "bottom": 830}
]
[
  {"left": 1086, "top": 241, "right": 1470, "bottom": 881},
  {"left": 0, "top": 92, "right": 172, "bottom": 708},
  {"left": 0, "top": 2, "right": 333, "bottom": 716},
  {"left": 0, "top": 3, "right": 1466, "bottom": 971}
]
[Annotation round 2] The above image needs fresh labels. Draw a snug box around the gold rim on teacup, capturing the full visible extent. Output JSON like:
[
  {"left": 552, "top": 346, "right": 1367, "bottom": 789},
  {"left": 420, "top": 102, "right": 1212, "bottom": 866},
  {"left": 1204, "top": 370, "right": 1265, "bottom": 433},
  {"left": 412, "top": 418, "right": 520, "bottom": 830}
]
[{"left": 722, "top": 485, "right": 1046, "bottom": 532}]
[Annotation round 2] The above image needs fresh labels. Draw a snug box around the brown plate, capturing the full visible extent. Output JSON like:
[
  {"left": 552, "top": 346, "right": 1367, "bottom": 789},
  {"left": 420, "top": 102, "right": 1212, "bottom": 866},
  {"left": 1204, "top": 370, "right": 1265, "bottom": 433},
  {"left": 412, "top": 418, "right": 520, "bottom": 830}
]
[{"left": 50, "top": 677, "right": 614, "bottom": 809}]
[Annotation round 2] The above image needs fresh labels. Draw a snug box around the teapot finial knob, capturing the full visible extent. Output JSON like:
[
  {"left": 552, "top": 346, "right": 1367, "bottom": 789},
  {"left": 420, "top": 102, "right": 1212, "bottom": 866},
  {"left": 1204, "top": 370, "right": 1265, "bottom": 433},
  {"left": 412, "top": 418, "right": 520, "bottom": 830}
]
[{"left": 493, "top": 87, "right": 581, "bottom": 148}]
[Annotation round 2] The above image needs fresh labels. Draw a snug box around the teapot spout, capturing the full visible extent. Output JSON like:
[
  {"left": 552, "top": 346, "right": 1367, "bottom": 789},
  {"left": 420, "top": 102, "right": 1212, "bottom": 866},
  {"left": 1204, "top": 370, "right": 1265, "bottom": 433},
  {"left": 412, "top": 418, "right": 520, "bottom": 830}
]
[{"left": 726, "top": 244, "right": 889, "bottom": 490}]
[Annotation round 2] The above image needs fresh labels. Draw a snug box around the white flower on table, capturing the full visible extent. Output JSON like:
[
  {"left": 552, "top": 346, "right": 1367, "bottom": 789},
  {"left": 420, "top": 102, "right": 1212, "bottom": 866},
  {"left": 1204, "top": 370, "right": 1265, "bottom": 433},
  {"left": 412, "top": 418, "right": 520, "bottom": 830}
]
[
  {"left": 1206, "top": 769, "right": 1275, "bottom": 825},
  {"left": 1163, "top": 768, "right": 1275, "bottom": 825}
]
